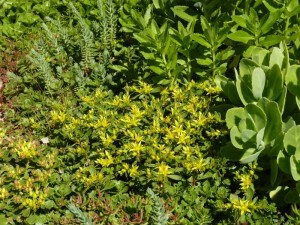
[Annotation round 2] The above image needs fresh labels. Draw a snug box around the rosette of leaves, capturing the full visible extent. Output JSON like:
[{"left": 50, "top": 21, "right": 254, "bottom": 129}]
[
  {"left": 216, "top": 46, "right": 287, "bottom": 110},
  {"left": 222, "top": 98, "right": 283, "bottom": 164}
]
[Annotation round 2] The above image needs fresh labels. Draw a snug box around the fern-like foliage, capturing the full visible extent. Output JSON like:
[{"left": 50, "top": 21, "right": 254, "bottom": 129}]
[
  {"left": 67, "top": 204, "right": 94, "bottom": 225},
  {"left": 147, "top": 188, "right": 170, "bottom": 225},
  {"left": 69, "top": 2, "right": 97, "bottom": 72}
]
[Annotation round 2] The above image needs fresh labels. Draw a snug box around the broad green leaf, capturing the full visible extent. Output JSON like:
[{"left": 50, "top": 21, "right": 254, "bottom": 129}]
[
  {"left": 172, "top": 6, "right": 197, "bottom": 22},
  {"left": 0, "top": 215, "right": 7, "bottom": 225},
  {"left": 149, "top": 66, "right": 164, "bottom": 75},
  {"left": 191, "top": 33, "right": 211, "bottom": 48},
  {"left": 284, "top": 189, "right": 300, "bottom": 203},
  {"left": 263, "top": 101, "right": 282, "bottom": 144},
  {"left": 226, "top": 108, "right": 245, "bottom": 129},
  {"left": 284, "top": 125, "right": 300, "bottom": 155},
  {"left": 239, "top": 59, "right": 259, "bottom": 78},
  {"left": 283, "top": 117, "right": 296, "bottom": 134},
  {"left": 259, "top": 35, "right": 285, "bottom": 47},
  {"left": 196, "top": 58, "right": 212, "bottom": 66},
  {"left": 286, "top": 65, "right": 300, "bottom": 97},
  {"left": 232, "top": 15, "right": 248, "bottom": 29},
  {"left": 290, "top": 155, "right": 300, "bottom": 181},
  {"left": 260, "top": 10, "right": 282, "bottom": 35},
  {"left": 215, "top": 75, "right": 241, "bottom": 105},
  {"left": 17, "top": 13, "right": 40, "bottom": 25},
  {"left": 220, "top": 143, "right": 247, "bottom": 161},
  {"left": 252, "top": 68, "right": 266, "bottom": 100},
  {"left": 235, "top": 73, "right": 256, "bottom": 105},
  {"left": 240, "top": 148, "right": 262, "bottom": 164},
  {"left": 251, "top": 47, "right": 269, "bottom": 66},
  {"left": 263, "top": 64, "right": 283, "bottom": 100},
  {"left": 241, "top": 129, "right": 257, "bottom": 143},
  {"left": 256, "top": 128, "right": 265, "bottom": 149},
  {"left": 296, "top": 96, "right": 300, "bottom": 111},
  {"left": 277, "top": 150, "right": 291, "bottom": 174},
  {"left": 168, "top": 174, "right": 182, "bottom": 181},
  {"left": 270, "top": 158, "right": 278, "bottom": 186},
  {"left": 245, "top": 104, "right": 267, "bottom": 131},
  {"left": 200, "top": 16, "right": 210, "bottom": 31},
  {"left": 144, "top": 4, "right": 152, "bottom": 25},
  {"left": 230, "top": 126, "right": 244, "bottom": 149},
  {"left": 277, "top": 86, "right": 287, "bottom": 115},
  {"left": 269, "top": 47, "right": 284, "bottom": 69},
  {"left": 228, "top": 30, "right": 255, "bottom": 44},
  {"left": 133, "top": 33, "right": 153, "bottom": 44}
]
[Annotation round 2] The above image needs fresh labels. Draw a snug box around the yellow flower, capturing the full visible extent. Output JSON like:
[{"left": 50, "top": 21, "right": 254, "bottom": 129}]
[
  {"left": 239, "top": 174, "right": 252, "bottom": 191},
  {"left": 129, "top": 165, "right": 139, "bottom": 177},
  {"left": 100, "top": 133, "right": 116, "bottom": 147},
  {"left": 96, "top": 151, "right": 114, "bottom": 167},
  {"left": 157, "top": 162, "right": 171, "bottom": 179},
  {"left": 0, "top": 187, "right": 9, "bottom": 199},
  {"left": 81, "top": 95, "right": 95, "bottom": 105},
  {"left": 14, "top": 140, "right": 38, "bottom": 159},
  {"left": 232, "top": 199, "right": 253, "bottom": 215},
  {"left": 50, "top": 110, "right": 67, "bottom": 123},
  {"left": 129, "top": 142, "right": 144, "bottom": 158}
]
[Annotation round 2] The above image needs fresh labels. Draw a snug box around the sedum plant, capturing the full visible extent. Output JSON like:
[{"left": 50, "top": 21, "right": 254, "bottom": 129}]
[{"left": 217, "top": 44, "right": 300, "bottom": 206}]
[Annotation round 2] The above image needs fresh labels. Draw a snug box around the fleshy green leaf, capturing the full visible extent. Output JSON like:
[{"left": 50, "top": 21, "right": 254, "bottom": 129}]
[
  {"left": 251, "top": 68, "right": 266, "bottom": 100},
  {"left": 284, "top": 125, "right": 300, "bottom": 155}
]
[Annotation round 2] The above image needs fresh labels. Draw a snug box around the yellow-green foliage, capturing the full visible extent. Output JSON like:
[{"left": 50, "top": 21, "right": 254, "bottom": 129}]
[{"left": 48, "top": 80, "right": 226, "bottom": 184}]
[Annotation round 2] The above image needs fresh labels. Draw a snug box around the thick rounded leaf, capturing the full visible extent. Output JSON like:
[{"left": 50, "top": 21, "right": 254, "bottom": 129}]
[
  {"left": 251, "top": 47, "right": 269, "bottom": 66},
  {"left": 257, "top": 99, "right": 282, "bottom": 144},
  {"left": 270, "top": 158, "right": 278, "bottom": 186},
  {"left": 290, "top": 155, "right": 300, "bottom": 181},
  {"left": 226, "top": 107, "right": 245, "bottom": 129},
  {"left": 236, "top": 76, "right": 256, "bottom": 105},
  {"left": 215, "top": 75, "right": 242, "bottom": 105},
  {"left": 241, "top": 129, "right": 257, "bottom": 143},
  {"left": 256, "top": 128, "right": 265, "bottom": 148},
  {"left": 220, "top": 143, "right": 247, "bottom": 161},
  {"left": 296, "top": 96, "right": 300, "bottom": 111},
  {"left": 277, "top": 150, "right": 291, "bottom": 175},
  {"left": 239, "top": 59, "right": 259, "bottom": 78},
  {"left": 277, "top": 86, "right": 287, "bottom": 115},
  {"left": 284, "top": 125, "right": 300, "bottom": 155},
  {"left": 283, "top": 116, "right": 296, "bottom": 133},
  {"left": 263, "top": 64, "right": 283, "bottom": 100},
  {"left": 252, "top": 68, "right": 266, "bottom": 100},
  {"left": 245, "top": 104, "right": 267, "bottom": 131},
  {"left": 240, "top": 148, "right": 262, "bottom": 164},
  {"left": 230, "top": 126, "right": 244, "bottom": 149},
  {"left": 284, "top": 189, "right": 300, "bottom": 203},
  {"left": 286, "top": 65, "right": 300, "bottom": 97},
  {"left": 269, "top": 47, "right": 284, "bottom": 69}
]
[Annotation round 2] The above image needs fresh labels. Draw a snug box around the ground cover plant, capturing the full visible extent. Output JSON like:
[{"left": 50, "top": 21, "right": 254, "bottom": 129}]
[{"left": 1, "top": 0, "right": 300, "bottom": 224}]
